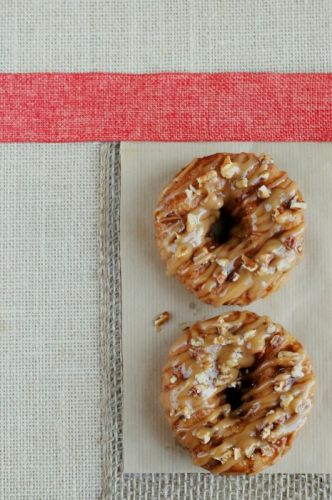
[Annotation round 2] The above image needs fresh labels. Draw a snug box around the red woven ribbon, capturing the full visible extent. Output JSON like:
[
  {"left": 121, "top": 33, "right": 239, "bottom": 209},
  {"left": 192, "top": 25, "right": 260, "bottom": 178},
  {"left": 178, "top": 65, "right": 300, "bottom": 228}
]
[{"left": 0, "top": 73, "right": 331, "bottom": 142}]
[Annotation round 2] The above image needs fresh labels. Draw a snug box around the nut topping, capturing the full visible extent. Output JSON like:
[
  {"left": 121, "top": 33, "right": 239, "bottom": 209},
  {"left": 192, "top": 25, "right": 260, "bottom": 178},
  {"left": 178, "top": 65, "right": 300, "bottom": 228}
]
[
  {"left": 220, "top": 156, "right": 240, "bottom": 179},
  {"left": 241, "top": 255, "right": 258, "bottom": 272},
  {"left": 154, "top": 311, "right": 170, "bottom": 331},
  {"left": 235, "top": 178, "right": 248, "bottom": 188},
  {"left": 257, "top": 185, "right": 271, "bottom": 199},
  {"left": 289, "top": 199, "right": 307, "bottom": 210}
]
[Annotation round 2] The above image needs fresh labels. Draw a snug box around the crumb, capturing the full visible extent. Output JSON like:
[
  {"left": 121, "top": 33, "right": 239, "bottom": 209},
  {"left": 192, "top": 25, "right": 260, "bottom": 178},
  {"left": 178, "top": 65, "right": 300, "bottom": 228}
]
[
  {"left": 244, "top": 329, "right": 256, "bottom": 340},
  {"left": 280, "top": 393, "right": 294, "bottom": 408},
  {"left": 229, "top": 271, "right": 240, "bottom": 282},
  {"left": 154, "top": 311, "right": 170, "bottom": 331},
  {"left": 266, "top": 323, "right": 277, "bottom": 334},
  {"left": 259, "top": 171, "right": 270, "bottom": 181},
  {"left": 196, "top": 428, "right": 211, "bottom": 444},
  {"left": 257, "top": 185, "right": 271, "bottom": 199},
  {"left": 290, "top": 199, "right": 307, "bottom": 210},
  {"left": 245, "top": 444, "right": 256, "bottom": 458},
  {"left": 216, "top": 257, "right": 229, "bottom": 268},
  {"left": 291, "top": 364, "right": 304, "bottom": 378},
  {"left": 235, "top": 178, "right": 248, "bottom": 189},
  {"left": 220, "top": 156, "right": 240, "bottom": 179},
  {"left": 190, "top": 337, "right": 204, "bottom": 347},
  {"left": 241, "top": 255, "right": 258, "bottom": 272},
  {"left": 260, "top": 426, "right": 271, "bottom": 439},
  {"left": 197, "top": 170, "right": 218, "bottom": 185}
]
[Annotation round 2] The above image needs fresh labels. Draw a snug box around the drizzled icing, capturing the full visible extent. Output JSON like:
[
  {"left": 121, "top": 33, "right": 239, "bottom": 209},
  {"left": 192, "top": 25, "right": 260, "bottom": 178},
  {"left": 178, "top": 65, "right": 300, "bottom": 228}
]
[
  {"left": 154, "top": 153, "right": 306, "bottom": 306},
  {"left": 160, "top": 311, "right": 315, "bottom": 474}
]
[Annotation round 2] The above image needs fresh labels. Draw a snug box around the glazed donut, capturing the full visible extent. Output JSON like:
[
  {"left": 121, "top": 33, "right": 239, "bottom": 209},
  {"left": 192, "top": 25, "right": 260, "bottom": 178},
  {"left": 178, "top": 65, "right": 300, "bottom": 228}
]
[
  {"left": 160, "top": 311, "right": 315, "bottom": 474},
  {"left": 154, "top": 153, "right": 306, "bottom": 306}
]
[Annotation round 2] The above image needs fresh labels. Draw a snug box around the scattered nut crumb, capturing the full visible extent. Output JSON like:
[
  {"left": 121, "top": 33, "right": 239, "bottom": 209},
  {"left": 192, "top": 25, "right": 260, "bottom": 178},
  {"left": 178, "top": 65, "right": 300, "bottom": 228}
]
[
  {"left": 244, "top": 329, "right": 256, "bottom": 340},
  {"left": 195, "top": 372, "right": 209, "bottom": 385},
  {"left": 197, "top": 170, "right": 218, "bottom": 185},
  {"left": 193, "top": 247, "right": 213, "bottom": 264},
  {"left": 241, "top": 255, "right": 258, "bottom": 272},
  {"left": 274, "top": 378, "right": 291, "bottom": 392},
  {"left": 185, "top": 185, "right": 201, "bottom": 207},
  {"left": 233, "top": 447, "right": 241, "bottom": 460},
  {"left": 257, "top": 185, "right": 271, "bottom": 199},
  {"left": 226, "top": 348, "right": 243, "bottom": 367},
  {"left": 190, "top": 337, "right": 204, "bottom": 347},
  {"left": 259, "top": 171, "right": 270, "bottom": 181},
  {"left": 235, "top": 178, "right": 248, "bottom": 188},
  {"left": 245, "top": 444, "right": 256, "bottom": 458},
  {"left": 280, "top": 393, "right": 294, "bottom": 408},
  {"left": 266, "top": 323, "right": 277, "bottom": 334},
  {"left": 213, "top": 335, "right": 230, "bottom": 346},
  {"left": 291, "top": 364, "right": 304, "bottom": 378},
  {"left": 196, "top": 428, "right": 211, "bottom": 444},
  {"left": 260, "top": 426, "right": 271, "bottom": 439},
  {"left": 261, "top": 445, "right": 274, "bottom": 457},
  {"left": 264, "top": 203, "right": 273, "bottom": 212},
  {"left": 170, "top": 375, "right": 177, "bottom": 384},
  {"left": 213, "top": 449, "right": 233, "bottom": 464},
  {"left": 182, "top": 406, "right": 192, "bottom": 419},
  {"left": 290, "top": 199, "right": 307, "bottom": 210},
  {"left": 186, "top": 213, "right": 200, "bottom": 232},
  {"left": 220, "top": 156, "right": 240, "bottom": 179},
  {"left": 154, "top": 311, "right": 170, "bottom": 331},
  {"left": 216, "top": 257, "right": 229, "bottom": 268},
  {"left": 229, "top": 271, "right": 240, "bottom": 282}
]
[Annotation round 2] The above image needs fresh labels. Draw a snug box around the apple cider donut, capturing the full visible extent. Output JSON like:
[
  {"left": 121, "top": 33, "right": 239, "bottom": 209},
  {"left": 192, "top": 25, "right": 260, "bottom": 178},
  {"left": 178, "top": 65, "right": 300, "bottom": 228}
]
[
  {"left": 154, "top": 153, "right": 306, "bottom": 306},
  {"left": 160, "top": 311, "right": 315, "bottom": 474}
]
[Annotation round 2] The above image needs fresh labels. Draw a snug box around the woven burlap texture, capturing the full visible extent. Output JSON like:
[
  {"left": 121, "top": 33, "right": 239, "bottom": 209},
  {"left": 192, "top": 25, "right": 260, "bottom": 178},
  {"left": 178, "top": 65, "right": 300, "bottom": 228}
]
[
  {"left": 1, "top": 0, "right": 332, "bottom": 73},
  {"left": 0, "top": 144, "right": 101, "bottom": 499},
  {"left": 100, "top": 143, "right": 332, "bottom": 499}
]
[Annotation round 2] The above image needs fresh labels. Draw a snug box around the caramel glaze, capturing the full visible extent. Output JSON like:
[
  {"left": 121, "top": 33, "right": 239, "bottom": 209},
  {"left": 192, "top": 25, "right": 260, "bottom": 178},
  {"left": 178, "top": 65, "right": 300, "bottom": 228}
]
[
  {"left": 154, "top": 153, "right": 306, "bottom": 306},
  {"left": 160, "top": 311, "right": 315, "bottom": 474}
]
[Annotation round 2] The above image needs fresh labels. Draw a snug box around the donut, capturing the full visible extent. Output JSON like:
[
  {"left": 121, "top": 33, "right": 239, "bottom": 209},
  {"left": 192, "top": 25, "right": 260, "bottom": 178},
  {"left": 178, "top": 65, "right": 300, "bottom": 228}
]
[
  {"left": 154, "top": 153, "right": 306, "bottom": 306},
  {"left": 160, "top": 311, "right": 315, "bottom": 474}
]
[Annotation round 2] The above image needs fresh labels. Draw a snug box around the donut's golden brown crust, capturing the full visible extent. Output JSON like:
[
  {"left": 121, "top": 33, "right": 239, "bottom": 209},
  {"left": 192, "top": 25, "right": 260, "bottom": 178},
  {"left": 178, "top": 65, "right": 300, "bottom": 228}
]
[
  {"left": 154, "top": 153, "right": 306, "bottom": 306},
  {"left": 160, "top": 312, "right": 315, "bottom": 475}
]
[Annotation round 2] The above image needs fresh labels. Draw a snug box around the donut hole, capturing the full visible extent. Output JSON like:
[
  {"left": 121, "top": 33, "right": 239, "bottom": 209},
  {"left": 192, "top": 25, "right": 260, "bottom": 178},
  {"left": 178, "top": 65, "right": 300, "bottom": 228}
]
[
  {"left": 225, "top": 368, "right": 256, "bottom": 412},
  {"left": 224, "top": 386, "right": 243, "bottom": 411},
  {"left": 209, "top": 206, "right": 240, "bottom": 245}
]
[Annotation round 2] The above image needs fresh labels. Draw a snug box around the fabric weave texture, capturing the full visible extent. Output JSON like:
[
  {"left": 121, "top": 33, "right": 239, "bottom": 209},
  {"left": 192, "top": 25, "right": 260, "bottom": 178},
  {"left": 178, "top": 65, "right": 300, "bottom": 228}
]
[{"left": 100, "top": 143, "right": 332, "bottom": 499}]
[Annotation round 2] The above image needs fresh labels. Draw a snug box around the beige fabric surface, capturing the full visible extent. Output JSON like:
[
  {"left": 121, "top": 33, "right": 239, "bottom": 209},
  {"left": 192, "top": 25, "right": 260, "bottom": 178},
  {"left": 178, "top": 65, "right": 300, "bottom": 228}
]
[
  {"left": 0, "top": 144, "right": 101, "bottom": 499},
  {"left": 121, "top": 141, "right": 331, "bottom": 474},
  {"left": 1, "top": 0, "right": 332, "bottom": 73},
  {"left": 1, "top": 0, "right": 332, "bottom": 497}
]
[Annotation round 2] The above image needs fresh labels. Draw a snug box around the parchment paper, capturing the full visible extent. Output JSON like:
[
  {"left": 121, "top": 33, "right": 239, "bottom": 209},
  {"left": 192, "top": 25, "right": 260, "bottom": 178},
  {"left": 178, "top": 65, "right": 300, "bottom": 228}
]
[{"left": 121, "top": 142, "right": 332, "bottom": 473}]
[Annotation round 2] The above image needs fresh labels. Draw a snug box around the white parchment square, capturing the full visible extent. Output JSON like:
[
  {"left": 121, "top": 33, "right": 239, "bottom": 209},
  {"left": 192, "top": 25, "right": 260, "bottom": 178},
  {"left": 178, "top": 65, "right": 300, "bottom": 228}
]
[{"left": 121, "top": 142, "right": 332, "bottom": 473}]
